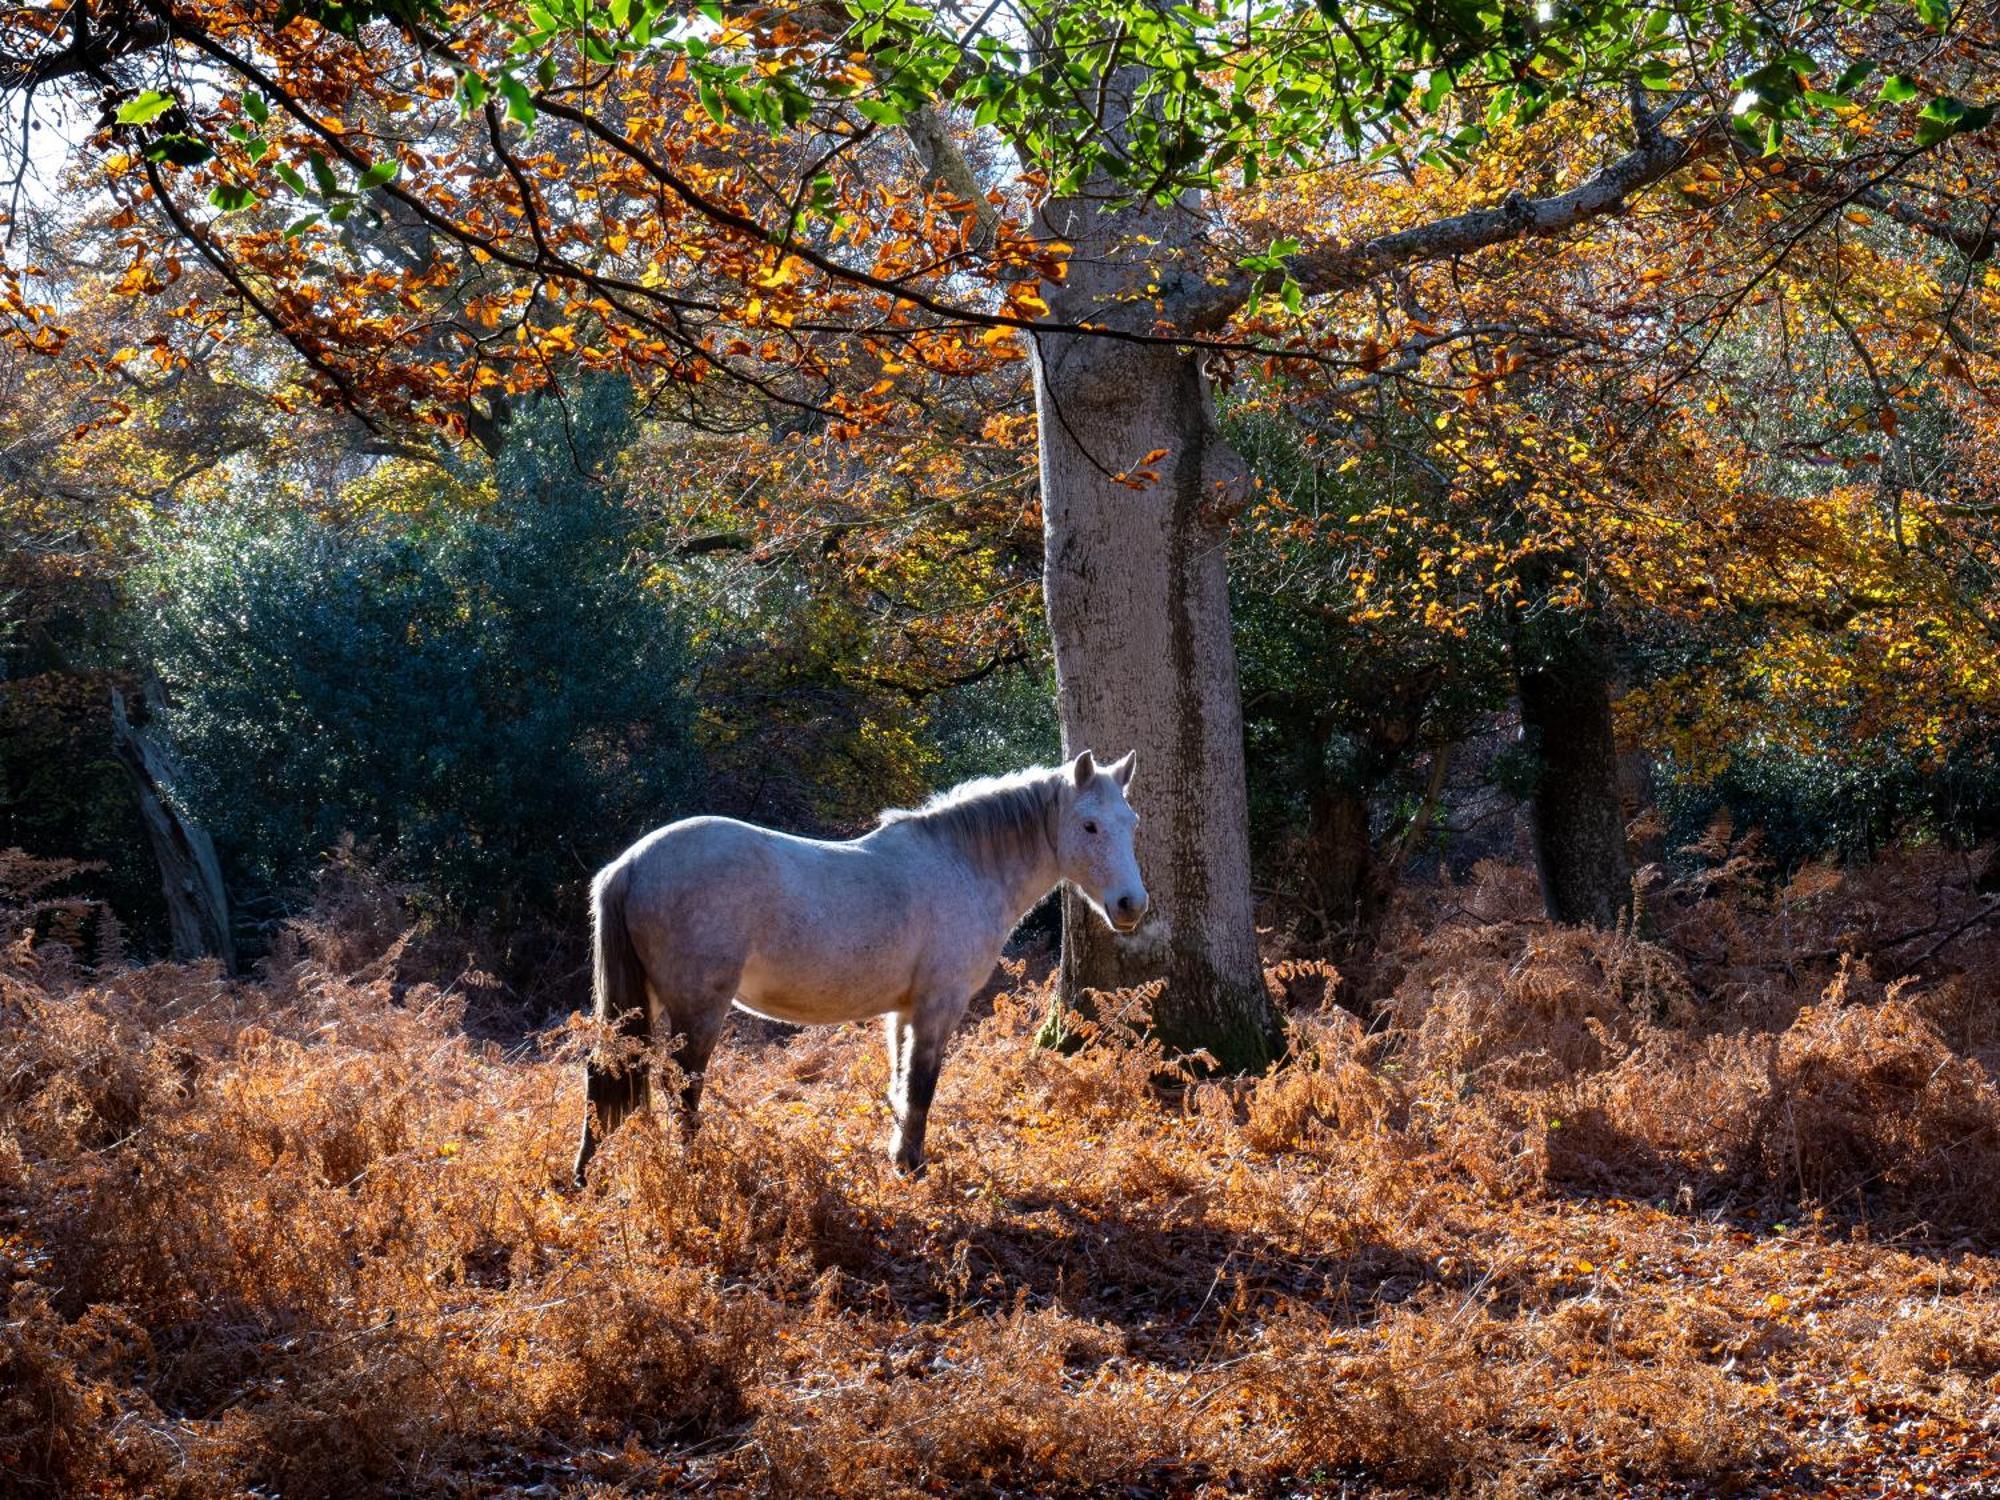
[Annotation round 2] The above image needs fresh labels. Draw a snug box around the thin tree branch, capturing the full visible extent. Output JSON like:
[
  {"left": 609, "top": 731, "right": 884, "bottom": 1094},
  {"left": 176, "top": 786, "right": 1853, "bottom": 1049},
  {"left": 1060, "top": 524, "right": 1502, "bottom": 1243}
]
[{"left": 1171, "top": 116, "right": 1717, "bottom": 330}]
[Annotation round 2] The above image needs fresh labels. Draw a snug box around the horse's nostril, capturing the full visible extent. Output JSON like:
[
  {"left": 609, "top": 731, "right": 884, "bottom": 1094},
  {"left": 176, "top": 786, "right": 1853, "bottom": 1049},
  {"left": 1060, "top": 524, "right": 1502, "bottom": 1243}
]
[{"left": 1117, "top": 895, "right": 1139, "bottom": 916}]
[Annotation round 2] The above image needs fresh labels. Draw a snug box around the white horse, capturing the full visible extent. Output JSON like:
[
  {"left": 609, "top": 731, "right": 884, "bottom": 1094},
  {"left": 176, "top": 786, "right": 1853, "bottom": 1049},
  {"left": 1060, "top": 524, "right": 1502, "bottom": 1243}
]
[{"left": 573, "top": 749, "right": 1146, "bottom": 1184}]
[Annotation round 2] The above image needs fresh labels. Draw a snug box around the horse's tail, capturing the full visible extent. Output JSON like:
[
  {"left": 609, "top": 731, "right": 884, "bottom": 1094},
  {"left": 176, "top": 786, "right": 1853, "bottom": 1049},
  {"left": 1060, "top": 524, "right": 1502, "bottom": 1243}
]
[{"left": 573, "top": 862, "right": 651, "bottom": 1185}]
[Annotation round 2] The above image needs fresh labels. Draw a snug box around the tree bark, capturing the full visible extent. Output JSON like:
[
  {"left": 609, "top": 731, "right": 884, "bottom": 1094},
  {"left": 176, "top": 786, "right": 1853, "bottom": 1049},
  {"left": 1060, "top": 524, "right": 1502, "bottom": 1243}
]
[
  {"left": 1516, "top": 640, "right": 1631, "bottom": 929},
  {"left": 110, "top": 688, "right": 235, "bottom": 971},
  {"left": 1304, "top": 780, "right": 1376, "bottom": 943},
  {"left": 1034, "top": 177, "right": 1281, "bottom": 1071}
]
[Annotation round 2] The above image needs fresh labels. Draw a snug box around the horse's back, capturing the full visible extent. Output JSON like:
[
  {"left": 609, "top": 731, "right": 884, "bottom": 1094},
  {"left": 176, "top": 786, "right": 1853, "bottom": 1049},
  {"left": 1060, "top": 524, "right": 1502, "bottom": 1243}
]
[
  {"left": 612, "top": 815, "right": 788, "bottom": 909},
  {"left": 607, "top": 816, "right": 937, "bottom": 1022},
  {"left": 616, "top": 816, "right": 891, "bottom": 902}
]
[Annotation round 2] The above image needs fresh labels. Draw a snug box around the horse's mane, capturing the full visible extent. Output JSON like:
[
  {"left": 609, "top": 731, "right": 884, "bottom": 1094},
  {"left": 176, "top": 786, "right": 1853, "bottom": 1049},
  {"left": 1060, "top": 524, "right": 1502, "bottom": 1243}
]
[{"left": 877, "top": 765, "right": 1061, "bottom": 870}]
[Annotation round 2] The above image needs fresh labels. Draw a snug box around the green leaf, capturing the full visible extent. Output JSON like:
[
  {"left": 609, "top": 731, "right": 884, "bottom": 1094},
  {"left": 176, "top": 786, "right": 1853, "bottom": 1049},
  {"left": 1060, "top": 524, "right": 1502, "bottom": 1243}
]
[
  {"left": 1237, "top": 236, "right": 1301, "bottom": 274},
  {"left": 853, "top": 98, "right": 907, "bottom": 126},
  {"left": 207, "top": 182, "right": 258, "bottom": 213},
  {"left": 284, "top": 212, "right": 322, "bottom": 238},
  {"left": 116, "top": 91, "right": 176, "bottom": 126},
  {"left": 499, "top": 75, "right": 537, "bottom": 129},
  {"left": 359, "top": 159, "right": 401, "bottom": 189},
  {"left": 1915, "top": 96, "right": 1994, "bottom": 147},
  {"left": 245, "top": 91, "right": 270, "bottom": 126},
  {"left": 308, "top": 151, "right": 338, "bottom": 196},
  {"left": 1879, "top": 75, "right": 1920, "bottom": 104},
  {"left": 145, "top": 135, "right": 213, "bottom": 167},
  {"left": 457, "top": 70, "right": 491, "bottom": 115},
  {"left": 273, "top": 162, "right": 309, "bottom": 196}
]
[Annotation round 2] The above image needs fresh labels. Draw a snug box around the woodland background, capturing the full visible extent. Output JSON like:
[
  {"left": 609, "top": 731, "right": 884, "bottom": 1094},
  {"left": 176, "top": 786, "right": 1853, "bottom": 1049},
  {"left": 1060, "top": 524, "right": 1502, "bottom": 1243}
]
[{"left": 4, "top": 0, "right": 2000, "bottom": 1491}]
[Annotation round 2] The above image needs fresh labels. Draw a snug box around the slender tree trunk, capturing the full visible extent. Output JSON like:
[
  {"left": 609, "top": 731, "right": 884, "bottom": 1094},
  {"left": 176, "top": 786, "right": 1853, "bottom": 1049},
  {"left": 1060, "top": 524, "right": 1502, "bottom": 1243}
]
[
  {"left": 1516, "top": 640, "right": 1631, "bottom": 928},
  {"left": 110, "top": 687, "right": 235, "bottom": 970},
  {"left": 1304, "top": 779, "right": 1375, "bottom": 943}
]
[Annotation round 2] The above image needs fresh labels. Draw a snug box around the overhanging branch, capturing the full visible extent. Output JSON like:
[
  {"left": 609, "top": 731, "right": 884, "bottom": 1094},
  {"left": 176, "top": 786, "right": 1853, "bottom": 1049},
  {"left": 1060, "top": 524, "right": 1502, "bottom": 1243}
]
[{"left": 1171, "top": 118, "right": 1715, "bottom": 330}]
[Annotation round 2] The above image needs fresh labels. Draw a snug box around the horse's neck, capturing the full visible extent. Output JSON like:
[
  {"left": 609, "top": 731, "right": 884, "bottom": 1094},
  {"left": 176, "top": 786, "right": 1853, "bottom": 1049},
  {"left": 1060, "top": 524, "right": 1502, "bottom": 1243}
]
[
  {"left": 993, "top": 838, "right": 1062, "bottom": 927},
  {"left": 917, "top": 809, "right": 1060, "bottom": 928}
]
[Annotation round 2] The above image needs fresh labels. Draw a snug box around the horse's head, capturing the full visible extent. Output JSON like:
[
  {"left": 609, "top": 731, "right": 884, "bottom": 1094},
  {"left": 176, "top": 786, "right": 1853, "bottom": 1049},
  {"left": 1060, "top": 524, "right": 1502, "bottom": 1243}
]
[{"left": 1056, "top": 749, "right": 1148, "bottom": 933}]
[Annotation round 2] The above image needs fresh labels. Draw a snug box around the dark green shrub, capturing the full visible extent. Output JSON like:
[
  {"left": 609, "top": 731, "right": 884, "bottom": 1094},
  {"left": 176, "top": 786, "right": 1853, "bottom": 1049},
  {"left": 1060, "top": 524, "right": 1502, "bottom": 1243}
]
[
  {"left": 134, "top": 384, "right": 700, "bottom": 926},
  {"left": 1661, "top": 740, "right": 2000, "bottom": 873}
]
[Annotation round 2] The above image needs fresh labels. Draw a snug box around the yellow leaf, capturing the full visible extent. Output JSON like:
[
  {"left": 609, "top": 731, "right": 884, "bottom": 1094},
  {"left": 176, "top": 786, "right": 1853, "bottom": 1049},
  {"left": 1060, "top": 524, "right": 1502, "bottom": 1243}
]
[{"left": 755, "top": 256, "right": 799, "bottom": 289}]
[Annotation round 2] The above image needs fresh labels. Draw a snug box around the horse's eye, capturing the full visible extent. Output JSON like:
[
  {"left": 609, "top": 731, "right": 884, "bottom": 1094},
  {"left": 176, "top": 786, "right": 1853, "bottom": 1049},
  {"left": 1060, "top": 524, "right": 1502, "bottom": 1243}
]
[{"left": 1083, "top": 820, "right": 1099, "bottom": 835}]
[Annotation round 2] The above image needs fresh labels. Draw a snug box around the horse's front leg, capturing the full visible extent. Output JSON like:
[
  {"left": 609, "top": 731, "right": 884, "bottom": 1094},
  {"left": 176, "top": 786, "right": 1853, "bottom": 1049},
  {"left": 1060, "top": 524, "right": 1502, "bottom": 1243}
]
[
  {"left": 883, "top": 1010, "right": 911, "bottom": 1116},
  {"left": 889, "top": 994, "right": 965, "bottom": 1175}
]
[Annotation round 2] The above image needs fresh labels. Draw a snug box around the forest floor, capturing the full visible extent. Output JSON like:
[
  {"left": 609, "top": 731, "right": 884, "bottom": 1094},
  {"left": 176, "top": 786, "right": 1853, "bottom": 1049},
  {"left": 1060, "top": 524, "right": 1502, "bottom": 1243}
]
[{"left": 4, "top": 845, "right": 2000, "bottom": 1497}]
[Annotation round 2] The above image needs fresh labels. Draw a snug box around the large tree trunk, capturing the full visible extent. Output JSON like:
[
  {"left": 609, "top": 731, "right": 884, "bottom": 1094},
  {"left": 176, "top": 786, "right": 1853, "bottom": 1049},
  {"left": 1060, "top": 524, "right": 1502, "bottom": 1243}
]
[
  {"left": 1033, "top": 236, "right": 1281, "bottom": 1071},
  {"left": 1516, "top": 639, "right": 1630, "bottom": 928}
]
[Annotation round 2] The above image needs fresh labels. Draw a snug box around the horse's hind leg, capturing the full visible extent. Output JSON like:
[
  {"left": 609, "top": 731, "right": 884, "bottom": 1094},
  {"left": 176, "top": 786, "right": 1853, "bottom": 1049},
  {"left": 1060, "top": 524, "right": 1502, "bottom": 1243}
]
[
  {"left": 573, "top": 983, "right": 728, "bottom": 1181},
  {"left": 575, "top": 863, "right": 659, "bottom": 1187},
  {"left": 574, "top": 994, "right": 655, "bottom": 1187},
  {"left": 661, "top": 988, "right": 729, "bottom": 1128}
]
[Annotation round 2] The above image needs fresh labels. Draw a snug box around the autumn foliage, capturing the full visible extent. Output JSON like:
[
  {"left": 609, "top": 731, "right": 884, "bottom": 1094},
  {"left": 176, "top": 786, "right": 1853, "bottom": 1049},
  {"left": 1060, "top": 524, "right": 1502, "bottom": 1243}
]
[{"left": 5, "top": 842, "right": 1998, "bottom": 1497}]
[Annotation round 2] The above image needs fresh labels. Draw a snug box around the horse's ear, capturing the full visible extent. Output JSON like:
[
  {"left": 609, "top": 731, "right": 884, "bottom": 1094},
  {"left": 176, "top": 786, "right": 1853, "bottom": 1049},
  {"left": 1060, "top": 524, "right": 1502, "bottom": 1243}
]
[
  {"left": 1071, "top": 749, "right": 1097, "bottom": 788},
  {"left": 1109, "top": 749, "right": 1136, "bottom": 790}
]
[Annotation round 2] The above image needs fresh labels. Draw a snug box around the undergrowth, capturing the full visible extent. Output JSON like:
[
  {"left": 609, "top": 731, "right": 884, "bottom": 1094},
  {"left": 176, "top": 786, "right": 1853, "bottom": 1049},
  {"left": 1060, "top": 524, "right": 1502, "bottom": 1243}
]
[{"left": 3, "top": 840, "right": 1998, "bottom": 1496}]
